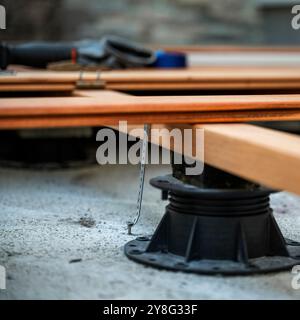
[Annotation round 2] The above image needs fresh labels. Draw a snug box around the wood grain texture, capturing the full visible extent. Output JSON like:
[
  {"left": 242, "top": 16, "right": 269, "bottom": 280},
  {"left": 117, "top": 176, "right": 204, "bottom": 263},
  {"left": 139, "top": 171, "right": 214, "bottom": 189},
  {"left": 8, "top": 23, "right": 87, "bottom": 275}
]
[
  {"left": 0, "top": 109, "right": 300, "bottom": 129},
  {"left": 4, "top": 68, "right": 300, "bottom": 84},
  {"left": 106, "top": 81, "right": 300, "bottom": 91},
  {"left": 2, "top": 92, "right": 300, "bottom": 129},
  {"left": 4, "top": 68, "right": 300, "bottom": 92},
  {"left": 3, "top": 93, "right": 300, "bottom": 116},
  {"left": 102, "top": 69, "right": 300, "bottom": 83},
  {"left": 200, "top": 124, "right": 300, "bottom": 195},
  {"left": 116, "top": 123, "right": 300, "bottom": 196},
  {"left": 0, "top": 84, "right": 75, "bottom": 92}
]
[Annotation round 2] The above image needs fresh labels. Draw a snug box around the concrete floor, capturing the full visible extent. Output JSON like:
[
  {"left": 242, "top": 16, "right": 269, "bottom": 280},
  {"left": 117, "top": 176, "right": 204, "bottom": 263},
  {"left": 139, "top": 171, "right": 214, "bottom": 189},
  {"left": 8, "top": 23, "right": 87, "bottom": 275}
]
[{"left": 0, "top": 164, "right": 299, "bottom": 300}]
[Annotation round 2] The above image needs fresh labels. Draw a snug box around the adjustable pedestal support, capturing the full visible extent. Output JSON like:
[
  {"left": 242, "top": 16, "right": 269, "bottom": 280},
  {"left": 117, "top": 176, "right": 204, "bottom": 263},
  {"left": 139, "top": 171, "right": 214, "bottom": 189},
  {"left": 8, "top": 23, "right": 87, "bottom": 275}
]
[{"left": 125, "top": 165, "right": 300, "bottom": 275}]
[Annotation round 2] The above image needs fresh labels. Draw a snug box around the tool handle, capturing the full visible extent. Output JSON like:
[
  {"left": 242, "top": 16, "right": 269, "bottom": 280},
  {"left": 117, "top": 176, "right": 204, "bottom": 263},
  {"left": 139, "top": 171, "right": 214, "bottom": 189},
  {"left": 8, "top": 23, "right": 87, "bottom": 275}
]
[{"left": 1, "top": 42, "right": 74, "bottom": 69}]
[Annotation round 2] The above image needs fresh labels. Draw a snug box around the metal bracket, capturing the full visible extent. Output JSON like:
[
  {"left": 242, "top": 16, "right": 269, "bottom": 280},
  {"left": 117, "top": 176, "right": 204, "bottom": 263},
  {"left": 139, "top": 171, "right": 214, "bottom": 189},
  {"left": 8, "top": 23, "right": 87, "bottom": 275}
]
[{"left": 76, "top": 70, "right": 106, "bottom": 89}]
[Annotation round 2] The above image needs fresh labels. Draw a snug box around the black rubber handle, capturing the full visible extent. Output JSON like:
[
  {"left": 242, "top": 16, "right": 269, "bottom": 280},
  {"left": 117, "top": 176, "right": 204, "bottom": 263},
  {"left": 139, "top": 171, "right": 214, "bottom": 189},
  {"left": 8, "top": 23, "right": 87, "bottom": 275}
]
[{"left": 1, "top": 42, "right": 74, "bottom": 69}]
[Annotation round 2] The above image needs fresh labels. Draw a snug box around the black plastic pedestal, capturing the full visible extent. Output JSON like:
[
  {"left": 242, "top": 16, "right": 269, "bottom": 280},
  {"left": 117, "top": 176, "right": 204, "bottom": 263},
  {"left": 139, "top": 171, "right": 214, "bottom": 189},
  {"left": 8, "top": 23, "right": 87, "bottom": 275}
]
[{"left": 125, "top": 175, "right": 300, "bottom": 275}]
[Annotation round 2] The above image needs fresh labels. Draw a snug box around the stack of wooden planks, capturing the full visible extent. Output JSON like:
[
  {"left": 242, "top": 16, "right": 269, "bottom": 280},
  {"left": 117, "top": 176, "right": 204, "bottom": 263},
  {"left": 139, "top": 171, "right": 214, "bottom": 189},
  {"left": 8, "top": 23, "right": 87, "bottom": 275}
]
[
  {"left": 3, "top": 67, "right": 300, "bottom": 92},
  {"left": 1, "top": 56, "right": 300, "bottom": 197},
  {"left": 0, "top": 71, "right": 76, "bottom": 93}
]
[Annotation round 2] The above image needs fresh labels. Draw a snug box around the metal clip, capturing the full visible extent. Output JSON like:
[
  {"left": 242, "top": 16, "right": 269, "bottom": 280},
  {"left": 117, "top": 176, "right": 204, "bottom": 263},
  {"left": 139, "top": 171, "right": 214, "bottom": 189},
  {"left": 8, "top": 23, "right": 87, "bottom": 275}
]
[{"left": 76, "top": 70, "right": 106, "bottom": 89}]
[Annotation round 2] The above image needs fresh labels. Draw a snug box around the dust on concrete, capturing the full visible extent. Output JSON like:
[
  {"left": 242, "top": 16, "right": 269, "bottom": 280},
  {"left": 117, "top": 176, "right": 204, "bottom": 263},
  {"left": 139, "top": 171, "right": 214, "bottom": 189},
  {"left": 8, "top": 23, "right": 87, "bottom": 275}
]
[
  {"left": 78, "top": 215, "right": 96, "bottom": 228},
  {"left": 0, "top": 164, "right": 299, "bottom": 300}
]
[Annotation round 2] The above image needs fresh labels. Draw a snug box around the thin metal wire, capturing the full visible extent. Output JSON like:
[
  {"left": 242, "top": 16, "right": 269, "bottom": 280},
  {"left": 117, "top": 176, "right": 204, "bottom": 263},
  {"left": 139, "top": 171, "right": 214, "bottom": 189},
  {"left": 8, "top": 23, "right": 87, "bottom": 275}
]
[{"left": 127, "top": 124, "right": 150, "bottom": 235}]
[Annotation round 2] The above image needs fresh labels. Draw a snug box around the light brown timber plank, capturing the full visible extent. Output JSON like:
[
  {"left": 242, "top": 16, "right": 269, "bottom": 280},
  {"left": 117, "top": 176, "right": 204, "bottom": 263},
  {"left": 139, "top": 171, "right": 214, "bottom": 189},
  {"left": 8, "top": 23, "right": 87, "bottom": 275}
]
[{"left": 115, "top": 123, "right": 300, "bottom": 196}]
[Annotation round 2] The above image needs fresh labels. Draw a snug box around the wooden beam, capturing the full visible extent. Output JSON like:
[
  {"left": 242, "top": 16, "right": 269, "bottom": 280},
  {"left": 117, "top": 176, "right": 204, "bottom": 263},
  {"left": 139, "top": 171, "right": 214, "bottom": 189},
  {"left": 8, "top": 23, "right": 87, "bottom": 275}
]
[
  {"left": 5, "top": 68, "right": 300, "bottom": 92},
  {"left": 199, "top": 124, "right": 300, "bottom": 195},
  {"left": 2, "top": 92, "right": 300, "bottom": 128},
  {"left": 4, "top": 68, "right": 300, "bottom": 84},
  {"left": 0, "top": 109, "right": 299, "bottom": 129},
  {"left": 0, "top": 84, "right": 75, "bottom": 92},
  {"left": 4, "top": 93, "right": 300, "bottom": 116},
  {"left": 115, "top": 124, "right": 300, "bottom": 196},
  {"left": 106, "top": 81, "right": 300, "bottom": 91}
]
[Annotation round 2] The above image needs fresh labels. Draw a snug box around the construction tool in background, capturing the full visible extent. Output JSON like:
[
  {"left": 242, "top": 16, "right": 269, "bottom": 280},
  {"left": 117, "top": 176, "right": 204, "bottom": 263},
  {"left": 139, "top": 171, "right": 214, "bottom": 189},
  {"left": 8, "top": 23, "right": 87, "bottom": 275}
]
[{"left": 0, "top": 36, "right": 156, "bottom": 70}]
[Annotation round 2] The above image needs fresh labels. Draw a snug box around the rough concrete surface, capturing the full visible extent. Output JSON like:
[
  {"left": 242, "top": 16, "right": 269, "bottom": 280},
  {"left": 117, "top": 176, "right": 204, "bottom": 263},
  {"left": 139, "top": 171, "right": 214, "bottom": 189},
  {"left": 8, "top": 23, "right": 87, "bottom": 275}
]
[{"left": 0, "top": 164, "right": 299, "bottom": 300}]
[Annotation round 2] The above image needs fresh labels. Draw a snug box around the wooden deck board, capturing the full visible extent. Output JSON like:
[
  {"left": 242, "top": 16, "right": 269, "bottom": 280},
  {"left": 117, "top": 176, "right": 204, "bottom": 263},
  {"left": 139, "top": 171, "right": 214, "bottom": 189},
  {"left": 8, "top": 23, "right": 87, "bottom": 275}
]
[
  {"left": 1, "top": 92, "right": 300, "bottom": 128},
  {"left": 3, "top": 93, "right": 300, "bottom": 116},
  {"left": 117, "top": 124, "right": 300, "bottom": 196}
]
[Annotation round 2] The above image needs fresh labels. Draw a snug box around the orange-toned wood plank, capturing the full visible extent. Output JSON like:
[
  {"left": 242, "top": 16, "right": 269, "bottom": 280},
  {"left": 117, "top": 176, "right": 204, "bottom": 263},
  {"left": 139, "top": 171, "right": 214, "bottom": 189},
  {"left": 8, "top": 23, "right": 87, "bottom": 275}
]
[
  {"left": 106, "top": 81, "right": 300, "bottom": 91},
  {"left": 0, "top": 109, "right": 299, "bottom": 129},
  {"left": 4, "top": 68, "right": 300, "bottom": 85},
  {"left": 89, "top": 68, "right": 300, "bottom": 83},
  {"left": 115, "top": 123, "right": 300, "bottom": 196},
  {"left": 0, "top": 84, "right": 75, "bottom": 92},
  {"left": 3, "top": 94, "right": 300, "bottom": 116},
  {"left": 3, "top": 80, "right": 300, "bottom": 93},
  {"left": 200, "top": 124, "right": 300, "bottom": 195}
]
